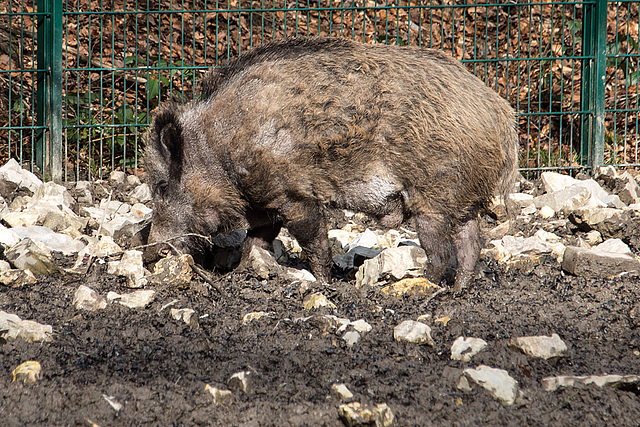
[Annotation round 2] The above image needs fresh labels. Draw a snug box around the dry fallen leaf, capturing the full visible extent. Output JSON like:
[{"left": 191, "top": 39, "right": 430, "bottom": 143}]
[{"left": 435, "top": 315, "right": 451, "bottom": 327}]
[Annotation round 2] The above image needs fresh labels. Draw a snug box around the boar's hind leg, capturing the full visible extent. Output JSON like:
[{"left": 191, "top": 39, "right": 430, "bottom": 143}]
[
  {"left": 453, "top": 217, "right": 482, "bottom": 293},
  {"left": 281, "top": 202, "right": 331, "bottom": 283},
  {"left": 414, "top": 213, "right": 453, "bottom": 286}
]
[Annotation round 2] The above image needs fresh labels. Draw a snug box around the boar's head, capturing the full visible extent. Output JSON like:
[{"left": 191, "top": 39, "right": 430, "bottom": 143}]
[{"left": 143, "top": 103, "right": 247, "bottom": 265}]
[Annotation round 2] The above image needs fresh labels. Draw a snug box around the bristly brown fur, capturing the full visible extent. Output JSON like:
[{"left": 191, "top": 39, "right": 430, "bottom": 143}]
[{"left": 145, "top": 37, "right": 519, "bottom": 288}]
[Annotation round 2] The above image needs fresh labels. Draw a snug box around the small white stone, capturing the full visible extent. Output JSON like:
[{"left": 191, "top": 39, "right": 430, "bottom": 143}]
[
  {"left": 242, "top": 311, "right": 273, "bottom": 325},
  {"left": 128, "top": 203, "right": 153, "bottom": 221},
  {"left": 342, "top": 331, "right": 361, "bottom": 347},
  {"left": 205, "top": 384, "right": 235, "bottom": 405},
  {"left": 393, "top": 320, "right": 434, "bottom": 346},
  {"left": 541, "top": 172, "right": 579, "bottom": 193},
  {"left": 316, "top": 315, "right": 351, "bottom": 333},
  {"left": 0, "top": 158, "right": 43, "bottom": 194},
  {"left": 456, "top": 375, "right": 473, "bottom": 392},
  {"left": 303, "top": 293, "right": 336, "bottom": 310},
  {"left": 126, "top": 174, "right": 142, "bottom": 187},
  {"left": 285, "top": 267, "right": 316, "bottom": 282},
  {"left": 0, "top": 310, "right": 52, "bottom": 342},
  {"left": 331, "top": 383, "right": 354, "bottom": 400},
  {"left": 73, "top": 236, "right": 123, "bottom": 271},
  {"left": 539, "top": 205, "right": 555, "bottom": 218},
  {"left": 109, "top": 170, "right": 126, "bottom": 185},
  {"left": 73, "top": 285, "right": 107, "bottom": 311},
  {"left": 376, "top": 229, "right": 403, "bottom": 249},
  {"left": 510, "top": 333, "right": 568, "bottom": 359},
  {"left": 0, "top": 224, "right": 20, "bottom": 248},
  {"left": 103, "top": 394, "right": 123, "bottom": 412},
  {"left": 5, "top": 238, "right": 58, "bottom": 276},
  {"left": 0, "top": 269, "right": 37, "bottom": 287},
  {"left": 243, "top": 245, "right": 281, "bottom": 280},
  {"left": 463, "top": 365, "right": 518, "bottom": 405},
  {"left": 347, "top": 228, "right": 378, "bottom": 251},
  {"left": 594, "top": 238, "right": 633, "bottom": 255},
  {"left": 350, "top": 319, "right": 372, "bottom": 334},
  {"left": 129, "top": 183, "right": 152, "bottom": 203},
  {"left": 328, "top": 229, "right": 354, "bottom": 253},
  {"left": 451, "top": 336, "right": 488, "bottom": 362},
  {"left": 338, "top": 402, "right": 395, "bottom": 427},
  {"left": 170, "top": 308, "right": 196, "bottom": 325},
  {"left": 2, "top": 211, "right": 40, "bottom": 228},
  {"left": 585, "top": 230, "right": 603, "bottom": 245},
  {"left": 355, "top": 246, "right": 428, "bottom": 288},
  {"left": 11, "top": 225, "right": 86, "bottom": 255},
  {"left": 107, "top": 290, "right": 155, "bottom": 308},
  {"left": 114, "top": 250, "right": 146, "bottom": 287},
  {"left": 541, "top": 374, "right": 640, "bottom": 392}
]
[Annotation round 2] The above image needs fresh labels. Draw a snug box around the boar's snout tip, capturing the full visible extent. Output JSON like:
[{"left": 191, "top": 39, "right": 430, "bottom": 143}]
[{"left": 143, "top": 242, "right": 167, "bottom": 264}]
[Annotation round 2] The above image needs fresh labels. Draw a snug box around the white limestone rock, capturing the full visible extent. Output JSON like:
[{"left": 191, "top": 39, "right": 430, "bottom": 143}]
[
  {"left": 562, "top": 239, "right": 640, "bottom": 278},
  {"left": 355, "top": 246, "right": 428, "bottom": 288},
  {"left": 205, "top": 384, "right": 235, "bottom": 405},
  {"left": 170, "top": 308, "right": 196, "bottom": 325},
  {"left": 0, "top": 310, "right": 53, "bottom": 342},
  {"left": 509, "top": 333, "right": 568, "bottom": 359},
  {"left": 485, "top": 229, "right": 565, "bottom": 263},
  {"left": 107, "top": 290, "right": 156, "bottom": 308},
  {"left": 347, "top": 228, "right": 379, "bottom": 252},
  {"left": 73, "top": 285, "right": 107, "bottom": 311},
  {"left": 11, "top": 225, "right": 85, "bottom": 255},
  {"left": 338, "top": 402, "right": 395, "bottom": 427},
  {"left": 451, "top": 337, "right": 488, "bottom": 362},
  {"left": 542, "top": 374, "right": 640, "bottom": 392},
  {"left": 393, "top": 320, "right": 434, "bottom": 346},
  {"left": 129, "top": 183, "right": 152, "bottom": 204},
  {"left": 112, "top": 250, "right": 147, "bottom": 288},
  {"left": 462, "top": 365, "right": 518, "bottom": 405},
  {"left": 342, "top": 331, "right": 361, "bottom": 347},
  {"left": 0, "top": 158, "right": 42, "bottom": 196},
  {"left": 4, "top": 238, "right": 58, "bottom": 276},
  {"left": 331, "top": 383, "right": 354, "bottom": 400},
  {"left": 303, "top": 293, "right": 337, "bottom": 310}
]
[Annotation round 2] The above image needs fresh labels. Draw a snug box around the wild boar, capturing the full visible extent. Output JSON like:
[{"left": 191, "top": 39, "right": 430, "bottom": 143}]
[{"left": 144, "top": 37, "right": 518, "bottom": 291}]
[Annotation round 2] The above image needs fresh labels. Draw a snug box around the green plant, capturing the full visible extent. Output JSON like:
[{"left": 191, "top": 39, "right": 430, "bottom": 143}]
[{"left": 606, "top": 33, "right": 640, "bottom": 87}]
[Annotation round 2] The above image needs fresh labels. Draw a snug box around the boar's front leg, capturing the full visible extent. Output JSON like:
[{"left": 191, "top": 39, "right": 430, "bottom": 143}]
[
  {"left": 414, "top": 213, "right": 453, "bottom": 286},
  {"left": 280, "top": 201, "right": 332, "bottom": 283},
  {"left": 453, "top": 216, "right": 482, "bottom": 293}
]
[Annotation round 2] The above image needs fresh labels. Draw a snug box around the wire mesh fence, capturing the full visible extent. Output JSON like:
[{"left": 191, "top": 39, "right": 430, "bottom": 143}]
[{"left": 0, "top": 0, "right": 639, "bottom": 181}]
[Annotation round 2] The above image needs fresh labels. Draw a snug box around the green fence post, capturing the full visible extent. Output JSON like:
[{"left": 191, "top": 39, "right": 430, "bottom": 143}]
[
  {"left": 36, "top": 0, "right": 63, "bottom": 182},
  {"left": 581, "top": 0, "right": 608, "bottom": 172}
]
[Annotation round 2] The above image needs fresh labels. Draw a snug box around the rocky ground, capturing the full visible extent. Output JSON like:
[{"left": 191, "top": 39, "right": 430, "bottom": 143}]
[{"left": 2, "top": 159, "right": 640, "bottom": 426}]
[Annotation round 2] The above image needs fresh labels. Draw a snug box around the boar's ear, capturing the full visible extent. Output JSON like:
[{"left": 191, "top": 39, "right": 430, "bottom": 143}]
[{"left": 153, "top": 107, "right": 183, "bottom": 180}]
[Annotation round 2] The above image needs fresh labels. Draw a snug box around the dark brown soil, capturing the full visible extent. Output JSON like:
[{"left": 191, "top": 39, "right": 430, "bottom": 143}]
[{"left": 2, "top": 213, "right": 640, "bottom": 426}]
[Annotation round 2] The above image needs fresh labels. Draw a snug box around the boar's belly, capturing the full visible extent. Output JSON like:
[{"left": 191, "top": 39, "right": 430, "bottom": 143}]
[{"left": 339, "top": 175, "right": 404, "bottom": 213}]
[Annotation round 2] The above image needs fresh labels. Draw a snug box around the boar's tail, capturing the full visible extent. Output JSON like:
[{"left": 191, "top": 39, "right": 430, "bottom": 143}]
[{"left": 496, "top": 114, "right": 520, "bottom": 223}]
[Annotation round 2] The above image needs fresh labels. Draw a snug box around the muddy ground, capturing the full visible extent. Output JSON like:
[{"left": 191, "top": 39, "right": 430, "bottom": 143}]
[{"left": 2, "top": 198, "right": 640, "bottom": 426}]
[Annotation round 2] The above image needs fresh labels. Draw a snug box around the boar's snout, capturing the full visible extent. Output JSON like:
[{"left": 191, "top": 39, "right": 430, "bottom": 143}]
[
  {"left": 143, "top": 223, "right": 185, "bottom": 264},
  {"left": 142, "top": 241, "right": 171, "bottom": 264}
]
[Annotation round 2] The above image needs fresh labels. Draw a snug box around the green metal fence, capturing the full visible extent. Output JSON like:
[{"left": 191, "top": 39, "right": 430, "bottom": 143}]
[{"left": 1, "top": 0, "right": 639, "bottom": 181}]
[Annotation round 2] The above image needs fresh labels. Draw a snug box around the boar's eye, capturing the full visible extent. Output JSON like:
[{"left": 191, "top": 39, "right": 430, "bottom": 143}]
[{"left": 155, "top": 180, "right": 169, "bottom": 197}]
